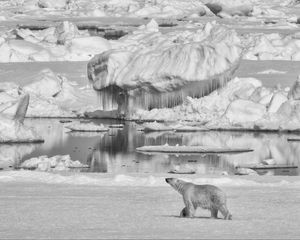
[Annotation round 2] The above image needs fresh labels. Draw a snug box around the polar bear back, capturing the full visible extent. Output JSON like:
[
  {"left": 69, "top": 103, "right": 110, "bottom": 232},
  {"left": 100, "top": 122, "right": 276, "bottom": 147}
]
[{"left": 183, "top": 184, "right": 227, "bottom": 209}]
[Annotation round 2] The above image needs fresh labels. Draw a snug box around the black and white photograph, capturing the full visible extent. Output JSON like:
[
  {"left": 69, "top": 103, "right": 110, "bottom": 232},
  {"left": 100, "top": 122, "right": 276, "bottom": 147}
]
[{"left": 0, "top": 0, "right": 300, "bottom": 239}]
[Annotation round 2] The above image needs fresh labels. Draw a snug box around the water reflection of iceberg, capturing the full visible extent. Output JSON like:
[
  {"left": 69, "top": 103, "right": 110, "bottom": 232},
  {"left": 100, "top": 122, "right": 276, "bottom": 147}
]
[
  {"left": 17, "top": 120, "right": 299, "bottom": 175},
  {"left": 142, "top": 130, "right": 300, "bottom": 175},
  {"left": 25, "top": 119, "right": 67, "bottom": 152},
  {"left": 145, "top": 131, "right": 299, "bottom": 166},
  {"left": 83, "top": 125, "right": 299, "bottom": 175},
  {"left": 87, "top": 149, "right": 109, "bottom": 173},
  {"left": 0, "top": 143, "right": 41, "bottom": 169},
  {"left": 185, "top": 132, "right": 299, "bottom": 168}
]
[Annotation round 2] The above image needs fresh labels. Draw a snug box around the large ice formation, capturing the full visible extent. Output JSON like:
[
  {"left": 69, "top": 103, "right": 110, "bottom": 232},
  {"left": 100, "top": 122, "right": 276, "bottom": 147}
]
[
  {"left": 244, "top": 32, "right": 300, "bottom": 60},
  {"left": 135, "top": 76, "right": 300, "bottom": 131},
  {"left": 87, "top": 20, "right": 242, "bottom": 114},
  {"left": 0, "top": 69, "right": 101, "bottom": 117}
]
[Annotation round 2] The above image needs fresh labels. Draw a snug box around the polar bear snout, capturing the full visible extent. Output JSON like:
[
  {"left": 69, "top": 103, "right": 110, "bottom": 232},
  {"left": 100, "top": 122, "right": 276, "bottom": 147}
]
[
  {"left": 165, "top": 178, "right": 171, "bottom": 183},
  {"left": 165, "top": 178, "right": 182, "bottom": 185}
]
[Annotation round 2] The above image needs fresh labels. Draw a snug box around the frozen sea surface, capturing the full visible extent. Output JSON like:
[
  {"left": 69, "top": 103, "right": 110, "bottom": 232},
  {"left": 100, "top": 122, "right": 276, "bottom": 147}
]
[{"left": 1, "top": 60, "right": 299, "bottom": 88}]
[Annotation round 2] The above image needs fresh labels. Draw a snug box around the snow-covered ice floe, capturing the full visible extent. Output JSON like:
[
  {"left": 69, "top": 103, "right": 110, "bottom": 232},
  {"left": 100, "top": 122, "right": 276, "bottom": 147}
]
[
  {"left": 0, "top": 68, "right": 101, "bottom": 118},
  {"left": 243, "top": 32, "right": 300, "bottom": 61},
  {"left": 257, "top": 69, "right": 286, "bottom": 74},
  {"left": 0, "top": 94, "right": 43, "bottom": 143},
  {"left": 0, "top": 18, "right": 299, "bottom": 64},
  {"left": 0, "top": 0, "right": 256, "bottom": 20},
  {"left": 108, "top": 124, "right": 124, "bottom": 128},
  {"left": 0, "top": 171, "right": 300, "bottom": 188},
  {"left": 88, "top": 20, "right": 242, "bottom": 111},
  {"left": 136, "top": 143, "right": 253, "bottom": 154},
  {"left": 134, "top": 75, "right": 300, "bottom": 131},
  {"left": 20, "top": 155, "right": 88, "bottom": 171},
  {"left": 2, "top": 0, "right": 297, "bottom": 20},
  {"left": 65, "top": 122, "right": 109, "bottom": 132},
  {"left": 142, "top": 121, "right": 208, "bottom": 132},
  {"left": 0, "top": 21, "right": 111, "bottom": 62}
]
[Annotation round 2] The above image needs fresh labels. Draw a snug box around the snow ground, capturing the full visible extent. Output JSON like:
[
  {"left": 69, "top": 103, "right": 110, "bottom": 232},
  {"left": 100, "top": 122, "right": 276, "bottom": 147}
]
[{"left": 0, "top": 173, "right": 299, "bottom": 239}]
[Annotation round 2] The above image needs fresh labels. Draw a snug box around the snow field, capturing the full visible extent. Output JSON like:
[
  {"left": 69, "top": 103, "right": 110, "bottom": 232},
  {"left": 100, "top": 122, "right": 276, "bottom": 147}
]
[{"left": 0, "top": 180, "right": 299, "bottom": 239}]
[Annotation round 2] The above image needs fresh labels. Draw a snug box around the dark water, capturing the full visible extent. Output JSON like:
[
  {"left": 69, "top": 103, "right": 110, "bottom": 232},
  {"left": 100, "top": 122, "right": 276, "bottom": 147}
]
[{"left": 1, "top": 118, "right": 299, "bottom": 176}]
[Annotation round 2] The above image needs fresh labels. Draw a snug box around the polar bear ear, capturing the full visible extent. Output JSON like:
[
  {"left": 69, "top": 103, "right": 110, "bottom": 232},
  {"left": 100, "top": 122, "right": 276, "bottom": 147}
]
[{"left": 14, "top": 94, "right": 30, "bottom": 124}]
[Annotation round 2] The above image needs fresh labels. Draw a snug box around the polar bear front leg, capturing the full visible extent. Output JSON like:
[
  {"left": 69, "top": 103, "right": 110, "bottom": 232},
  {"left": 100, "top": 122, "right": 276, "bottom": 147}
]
[
  {"left": 219, "top": 204, "right": 232, "bottom": 220},
  {"left": 184, "top": 201, "right": 195, "bottom": 218},
  {"left": 180, "top": 207, "right": 187, "bottom": 217},
  {"left": 210, "top": 208, "right": 218, "bottom": 219}
]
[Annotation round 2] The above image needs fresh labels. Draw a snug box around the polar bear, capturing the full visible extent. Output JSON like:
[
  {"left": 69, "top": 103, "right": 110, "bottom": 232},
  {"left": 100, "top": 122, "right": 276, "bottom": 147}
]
[{"left": 166, "top": 178, "right": 232, "bottom": 220}]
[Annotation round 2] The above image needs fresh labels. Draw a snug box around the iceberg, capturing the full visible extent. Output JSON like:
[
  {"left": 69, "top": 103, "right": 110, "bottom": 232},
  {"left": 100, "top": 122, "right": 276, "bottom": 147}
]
[{"left": 87, "top": 21, "right": 242, "bottom": 115}]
